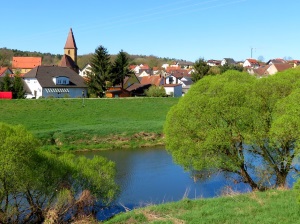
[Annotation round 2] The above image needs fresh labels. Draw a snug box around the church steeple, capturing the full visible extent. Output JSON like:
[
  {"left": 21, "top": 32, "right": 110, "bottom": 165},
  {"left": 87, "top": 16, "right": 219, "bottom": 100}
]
[{"left": 64, "top": 28, "right": 77, "bottom": 64}]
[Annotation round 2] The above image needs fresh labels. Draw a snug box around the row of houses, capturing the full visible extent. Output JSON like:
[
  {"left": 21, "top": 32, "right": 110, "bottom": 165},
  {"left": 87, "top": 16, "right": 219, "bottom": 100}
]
[
  {"left": 207, "top": 57, "right": 298, "bottom": 76},
  {"left": 0, "top": 28, "right": 194, "bottom": 98},
  {"left": 1, "top": 27, "right": 297, "bottom": 99}
]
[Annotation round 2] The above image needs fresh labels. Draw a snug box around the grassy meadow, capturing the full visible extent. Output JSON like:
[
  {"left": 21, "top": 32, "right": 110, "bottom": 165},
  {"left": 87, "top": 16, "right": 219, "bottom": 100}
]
[
  {"left": 0, "top": 98, "right": 179, "bottom": 150},
  {"left": 104, "top": 189, "right": 299, "bottom": 224}
]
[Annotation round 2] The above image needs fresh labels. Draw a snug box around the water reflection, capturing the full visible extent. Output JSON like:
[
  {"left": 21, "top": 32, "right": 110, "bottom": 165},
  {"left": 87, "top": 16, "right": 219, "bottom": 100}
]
[{"left": 77, "top": 147, "right": 251, "bottom": 220}]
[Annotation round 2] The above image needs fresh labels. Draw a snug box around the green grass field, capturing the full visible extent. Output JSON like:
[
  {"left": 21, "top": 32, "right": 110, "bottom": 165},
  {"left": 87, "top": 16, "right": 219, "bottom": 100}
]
[
  {"left": 0, "top": 98, "right": 179, "bottom": 150},
  {"left": 104, "top": 189, "right": 299, "bottom": 224}
]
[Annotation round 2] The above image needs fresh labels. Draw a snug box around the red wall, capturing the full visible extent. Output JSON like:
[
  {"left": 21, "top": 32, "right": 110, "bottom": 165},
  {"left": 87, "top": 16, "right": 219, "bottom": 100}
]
[{"left": 0, "top": 92, "right": 13, "bottom": 99}]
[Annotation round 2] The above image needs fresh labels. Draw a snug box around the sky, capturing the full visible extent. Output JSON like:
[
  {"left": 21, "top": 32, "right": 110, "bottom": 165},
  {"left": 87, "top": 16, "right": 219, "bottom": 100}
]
[{"left": 2, "top": 0, "right": 300, "bottom": 62}]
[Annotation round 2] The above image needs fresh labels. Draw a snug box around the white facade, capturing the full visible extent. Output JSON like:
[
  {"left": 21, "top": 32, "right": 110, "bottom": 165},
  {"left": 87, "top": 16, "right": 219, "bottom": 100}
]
[
  {"left": 165, "top": 75, "right": 179, "bottom": 85},
  {"left": 139, "top": 71, "right": 151, "bottom": 77},
  {"left": 24, "top": 76, "right": 86, "bottom": 99},
  {"left": 164, "top": 84, "right": 182, "bottom": 97},
  {"left": 79, "top": 64, "right": 92, "bottom": 77},
  {"left": 25, "top": 78, "right": 43, "bottom": 98}
]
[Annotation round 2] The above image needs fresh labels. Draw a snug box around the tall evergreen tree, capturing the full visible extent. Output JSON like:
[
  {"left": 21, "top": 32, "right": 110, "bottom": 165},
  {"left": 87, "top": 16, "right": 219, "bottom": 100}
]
[
  {"left": 13, "top": 74, "right": 25, "bottom": 99},
  {"left": 0, "top": 73, "right": 12, "bottom": 91},
  {"left": 86, "top": 45, "right": 111, "bottom": 97},
  {"left": 111, "top": 50, "right": 134, "bottom": 89}
]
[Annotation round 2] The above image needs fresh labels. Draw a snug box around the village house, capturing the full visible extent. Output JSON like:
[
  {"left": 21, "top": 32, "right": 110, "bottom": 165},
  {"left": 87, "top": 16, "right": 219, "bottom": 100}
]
[
  {"left": 221, "top": 58, "right": 236, "bottom": 66},
  {"left": 207, "top": 60, "right": 221, "bottom": 66},
  {"left": 0, "top": 67, "right": 13, "bottom": 77},
  {"left": 79, "top": 63, "right": 92, "bottom": 77},
  {"left": 23, "top": 65, "right": 87, "bottom": 99},
  {"left": 12, "top": 56, "right": 42, "bottom": 75},
  {"left": 243, "top": 59, "right": 260, "bottom": 68}
]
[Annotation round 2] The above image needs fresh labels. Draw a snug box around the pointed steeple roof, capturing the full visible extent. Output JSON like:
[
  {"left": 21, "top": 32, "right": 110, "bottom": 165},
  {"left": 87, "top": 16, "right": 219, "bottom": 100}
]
[{"left": 64, "top": 28, "right": 77, "bottom": 49}]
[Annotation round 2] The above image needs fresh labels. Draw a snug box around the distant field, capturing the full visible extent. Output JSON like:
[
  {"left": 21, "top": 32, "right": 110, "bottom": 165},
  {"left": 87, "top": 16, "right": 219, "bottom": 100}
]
[{"left": 0, "top": 98, "right": 179, "bottom": 150}]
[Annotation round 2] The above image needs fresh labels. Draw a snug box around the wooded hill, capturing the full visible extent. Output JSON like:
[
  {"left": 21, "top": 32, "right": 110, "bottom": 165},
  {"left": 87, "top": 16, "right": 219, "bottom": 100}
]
[{"left": 0, "top": 48, "right": 193, "bottom": 70}]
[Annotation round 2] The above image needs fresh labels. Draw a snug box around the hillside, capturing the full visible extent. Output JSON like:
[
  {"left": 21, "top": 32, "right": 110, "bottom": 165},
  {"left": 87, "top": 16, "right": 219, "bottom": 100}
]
[{"left": 0, "top": 47, "right": 193, "bottom": 70}]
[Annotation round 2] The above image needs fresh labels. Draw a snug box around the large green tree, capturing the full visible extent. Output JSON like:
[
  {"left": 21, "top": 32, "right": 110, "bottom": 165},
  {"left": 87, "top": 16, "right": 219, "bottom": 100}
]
[
  {"left": 0, "top": 73, "right": 12, "bottom": 91},
  {"left": 0, "top": 123, "right": 118, "bottom": 223},
  {"left": 191, "top": 58, "right": 210, "bottom": 82},
  {"left": 110, "top": 50, "right": 134, "bottom": 89},
  {"left": 86, "top": 45, "right": 111, "bottom": 97},
  {"left": 12, "top": 74, "right": 25, "bottom": 99},
  {"left": 164, "top": 69, "right": 300, "bottom": 191}
]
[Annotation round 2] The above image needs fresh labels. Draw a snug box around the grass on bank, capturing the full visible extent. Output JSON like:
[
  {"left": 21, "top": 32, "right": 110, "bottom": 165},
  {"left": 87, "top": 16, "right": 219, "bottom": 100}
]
[
  {"left": 0, "top": 98, "right": 179, "bottom": 150},
  {"left": 104, "top": 189, "right": 299, "bottom": 224}
]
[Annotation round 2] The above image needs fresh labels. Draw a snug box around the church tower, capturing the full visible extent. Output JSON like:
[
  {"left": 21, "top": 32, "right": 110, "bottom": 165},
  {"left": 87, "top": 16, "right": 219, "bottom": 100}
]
[
  {"left": 64, "top": 28, "right": 77, "bottom": 64},
  {"left": 59, "top": 28, "right": 79, "bottom": 73}
]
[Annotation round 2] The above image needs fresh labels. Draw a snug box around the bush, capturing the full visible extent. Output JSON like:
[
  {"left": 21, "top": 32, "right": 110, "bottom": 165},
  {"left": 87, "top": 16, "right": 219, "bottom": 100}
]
[{"left": 145, "top": 85, "right": 167, "bottom": 97}]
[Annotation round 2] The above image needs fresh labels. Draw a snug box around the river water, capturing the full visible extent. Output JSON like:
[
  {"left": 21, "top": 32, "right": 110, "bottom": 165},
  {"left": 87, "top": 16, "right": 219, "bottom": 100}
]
[{"left": 77, "top": 147, "right": 253, "bottom": 220}]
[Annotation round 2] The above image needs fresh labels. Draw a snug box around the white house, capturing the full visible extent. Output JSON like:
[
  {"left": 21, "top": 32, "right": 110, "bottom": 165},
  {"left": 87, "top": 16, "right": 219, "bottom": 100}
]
[
  {"left": 23, "top": 65, "right": 87, "bottom": 99},
  {"left": 79, "top": 64, "right": 92, "bottom": 77},
  {"left": 243, "top": 59, "right": 260, "bottom": 68},
  {"left": 163, "top": 84, "right": 182, "bottom": 97},
  {"left": 178, "top": 77, "right": 193, "bottom": 95},
  {"left": 221, "top": 58, "right": 236, "bottom": 66},
  {"left": 164, "top": 74, "right": 180, "bottom": 85}
]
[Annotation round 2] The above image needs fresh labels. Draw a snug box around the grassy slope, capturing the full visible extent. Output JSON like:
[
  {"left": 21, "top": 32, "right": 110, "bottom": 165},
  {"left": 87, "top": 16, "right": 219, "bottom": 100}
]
[
  {"left": 104, "top": 189, "right": 299, "bottom": 224},
  {"left": 0, "top": 98, "right": 179, "bottom": 150}
]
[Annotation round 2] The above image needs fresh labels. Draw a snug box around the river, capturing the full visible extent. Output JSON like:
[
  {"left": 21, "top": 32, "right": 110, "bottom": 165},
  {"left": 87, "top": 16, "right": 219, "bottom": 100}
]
[{"left": 77, "top": 147, "right": 253, "bottom": 220}]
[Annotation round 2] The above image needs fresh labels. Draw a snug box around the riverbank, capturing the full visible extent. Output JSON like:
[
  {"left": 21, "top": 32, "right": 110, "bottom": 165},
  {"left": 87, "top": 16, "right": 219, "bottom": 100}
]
[
  {"left": 104, "top": 188, "right": 298, "bottom": 223},
  {"left": 0, "top": 98, "right": 179, "bottom": 151}
]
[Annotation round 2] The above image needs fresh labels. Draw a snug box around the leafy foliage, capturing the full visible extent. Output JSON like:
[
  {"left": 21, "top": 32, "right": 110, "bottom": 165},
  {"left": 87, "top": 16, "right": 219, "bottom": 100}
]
[
  {"left": 110, "top": 50, "right": 134, "bottom": 89},
  {"left": 220, "top": 62, "right": 244, "bottom": 73},
  {"left": 145, "top": 85, "right": 167, "bottom": 97},
  {"left": 0, "top": 73, "right": 25, "bottom": 99},
  {"left": 164, "top": 69, "right": 300, "bottom": 190},
  {"left": 0, "top": 123, "right": 118, "bottom": 223},
  {"left": 86, "top": 45, "right": 111, "bottom": 97},
  {"left": 191, "top": 58, "right": 210, "bottom": 82}
]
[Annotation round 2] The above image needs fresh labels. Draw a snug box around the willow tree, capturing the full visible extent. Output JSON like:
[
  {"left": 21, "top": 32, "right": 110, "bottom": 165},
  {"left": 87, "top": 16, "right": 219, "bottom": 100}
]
[
  {"left": 164, "top": 69, "right": 300, "bottom": 191},
  {"left": 0, "top": 123, "right": 118, "bottom": 223}
]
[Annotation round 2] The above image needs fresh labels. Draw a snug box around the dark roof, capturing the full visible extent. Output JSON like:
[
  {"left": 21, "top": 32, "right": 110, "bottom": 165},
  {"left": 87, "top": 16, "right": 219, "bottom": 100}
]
[
  {"left": 23, "top": 66, "right": 86, "bottom": 88},
  {"left": 180, "top": 77, "right": 193, "bottom": 85},
  {"left": 223, "top": 58, "right": 236, "bottom": 64},
  {"left": 126, "top": 83, "right": 151, "bottom": 91},
  {"left": 266, "top": 59, "right": 286, "bottom": 65}
]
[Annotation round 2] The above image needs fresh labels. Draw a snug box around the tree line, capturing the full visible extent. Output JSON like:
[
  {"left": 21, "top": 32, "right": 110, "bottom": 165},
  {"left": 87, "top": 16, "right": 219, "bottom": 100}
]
[{"left": 0, "top": 47, "right": 183, "bottom": 70}]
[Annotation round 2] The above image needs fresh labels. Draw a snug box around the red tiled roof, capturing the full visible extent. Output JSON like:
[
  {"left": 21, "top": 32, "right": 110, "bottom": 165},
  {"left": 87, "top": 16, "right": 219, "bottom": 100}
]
[
  {"left": 246, "top": 59, "right": 259, "bottom": 64},
  {"left": 59, "top": 54, "right": 79, "bottom": 72},
  {"left": 64, "top": 28, "right": 77, "bottom": 49},
  {"left": 12, "top": 57, "right": 42, "bottom": 69},
  {"left": 0, "top": 67, "right": 11, "bottom": 76},
  {"left": 166, "top": 67, "right": 181, "bottom": 73},
  {"left": 254, "top": 65, "right": 271, "bottom": 76},
  {"left": 140, "top": 64, "right": 150, "bottom": 69},
  {"left": 140, "top": 76, "right": 163, "bottom": 86},
  {"left": 273, "top": 63, "right": 292, "bottom": 72},
  {"left": 129, "top": 65, "right": 136, "bottom": 70}
]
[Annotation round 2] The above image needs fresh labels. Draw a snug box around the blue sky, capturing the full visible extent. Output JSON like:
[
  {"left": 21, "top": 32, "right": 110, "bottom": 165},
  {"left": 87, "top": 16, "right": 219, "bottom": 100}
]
[{"left": 2, "top": 0, "right": 300, "bottom": 62}]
